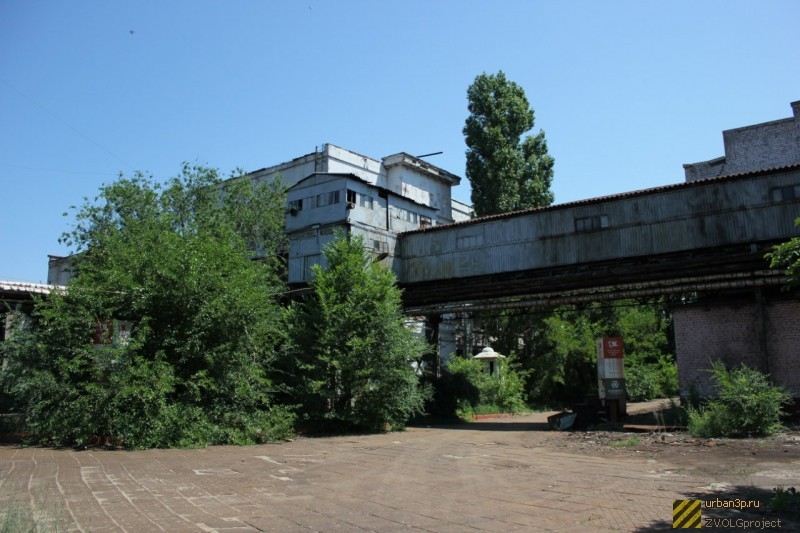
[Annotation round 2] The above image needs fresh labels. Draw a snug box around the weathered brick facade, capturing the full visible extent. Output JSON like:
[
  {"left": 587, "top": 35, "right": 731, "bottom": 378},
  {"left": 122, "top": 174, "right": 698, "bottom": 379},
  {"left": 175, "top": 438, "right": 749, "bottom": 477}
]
[
  {"left": 674, "top": 297, "right": 800, "bottom": 398},
  {"left": 684, "top": 100, "right": 800, "bottom": 181}
]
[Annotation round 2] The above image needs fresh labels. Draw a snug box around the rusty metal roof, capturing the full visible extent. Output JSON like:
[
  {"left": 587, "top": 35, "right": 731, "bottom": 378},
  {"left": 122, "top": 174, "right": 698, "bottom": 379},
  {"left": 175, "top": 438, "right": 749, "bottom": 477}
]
[{"left": 401, "top": 163, "right": 800, "bottom": 236}]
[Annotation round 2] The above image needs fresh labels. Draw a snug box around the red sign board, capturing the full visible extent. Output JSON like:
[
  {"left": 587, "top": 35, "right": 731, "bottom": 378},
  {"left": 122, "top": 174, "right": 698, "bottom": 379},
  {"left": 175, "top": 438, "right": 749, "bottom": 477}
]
[{"left": 603, "top": 337, "right": 624, "bottom": 359}]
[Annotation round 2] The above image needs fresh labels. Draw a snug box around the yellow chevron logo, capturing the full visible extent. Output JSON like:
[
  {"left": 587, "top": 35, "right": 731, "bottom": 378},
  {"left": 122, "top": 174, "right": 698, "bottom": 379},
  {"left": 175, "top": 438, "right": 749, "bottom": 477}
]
[{"left": 673, "top": 499, "right": 702, "bottom": 528}]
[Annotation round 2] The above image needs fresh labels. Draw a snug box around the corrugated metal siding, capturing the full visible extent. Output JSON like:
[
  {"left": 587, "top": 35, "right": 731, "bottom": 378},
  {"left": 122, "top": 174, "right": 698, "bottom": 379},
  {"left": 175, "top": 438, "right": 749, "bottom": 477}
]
[{"left": 400, "top": 169, "right": 800, "bottom": 284}]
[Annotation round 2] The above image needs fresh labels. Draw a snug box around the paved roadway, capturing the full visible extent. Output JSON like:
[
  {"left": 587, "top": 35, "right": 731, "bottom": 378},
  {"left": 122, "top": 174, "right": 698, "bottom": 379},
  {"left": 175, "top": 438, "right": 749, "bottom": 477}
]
[{"left": 1, "top": 409, "right": 799, "bottom": 532}]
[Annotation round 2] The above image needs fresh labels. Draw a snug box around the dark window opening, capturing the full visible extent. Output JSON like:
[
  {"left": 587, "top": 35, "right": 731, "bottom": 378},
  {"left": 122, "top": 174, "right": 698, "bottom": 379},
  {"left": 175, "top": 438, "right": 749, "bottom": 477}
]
[
  {"left": 771, "top": 185, "right": 800, "bottom": 202},
  {"left": 575, "top": 215, "right": 609, "bottom": 232},
  {"left": 288, "top": 199, "right": 303, "bottom": 215},
  {"left": 316, "top": 190, "right": 341, "bottom": 207}
]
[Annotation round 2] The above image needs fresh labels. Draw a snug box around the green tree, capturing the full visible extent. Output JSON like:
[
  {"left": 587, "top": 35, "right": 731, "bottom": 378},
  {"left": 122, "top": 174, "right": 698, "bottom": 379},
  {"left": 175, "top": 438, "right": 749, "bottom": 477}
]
[
  {"left": 286, "top": 233, "right": 429, "bottom": 432},
  {"left": 464, "top": 71, "right": 555, "bottom": 216},
  {"left": 767, "top": 217, "right": 800, "bottom": 285},
  {"left": 501, "top": 300, "right": 677, "bottom": 405},
  {"left": 0, "top": 165, "right": 294, "bottom": 448}
]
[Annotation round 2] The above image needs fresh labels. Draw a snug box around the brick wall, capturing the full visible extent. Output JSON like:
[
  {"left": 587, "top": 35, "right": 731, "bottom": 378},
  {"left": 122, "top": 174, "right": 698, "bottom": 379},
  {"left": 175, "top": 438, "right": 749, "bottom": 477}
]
[
  {"left": 684, "top": 100, "right": 800, "bottom": 182},
  {"left": 673, "top": 298, "right": 800, "bottom": 398},
  {"left": 765, "top": 300, "right": 800, "bottom": 395}
]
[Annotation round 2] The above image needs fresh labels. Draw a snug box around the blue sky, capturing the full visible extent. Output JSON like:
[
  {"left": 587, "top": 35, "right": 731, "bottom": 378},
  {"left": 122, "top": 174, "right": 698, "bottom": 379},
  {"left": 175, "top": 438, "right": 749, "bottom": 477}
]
[{"left": 1, "top": 1, "right": 799, "bottom": 283}]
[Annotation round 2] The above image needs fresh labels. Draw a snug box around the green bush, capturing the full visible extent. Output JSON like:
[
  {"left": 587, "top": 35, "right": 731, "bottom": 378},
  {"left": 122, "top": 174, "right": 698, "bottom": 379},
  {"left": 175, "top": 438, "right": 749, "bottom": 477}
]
[
  {"left": 0, "top": 168, "right": 295, "bottom": 449},
  {"left": 770, "top": 486, "right": 800, "bottom": 518},
  {"left": 625, "top": 354, "right": 679, "bottom": 402},
  {"left": 446, "top": 353, "right": 528, "bottom": 415},
  {"left": 688, "top": 362, "right": 790, "bottom": 438}
]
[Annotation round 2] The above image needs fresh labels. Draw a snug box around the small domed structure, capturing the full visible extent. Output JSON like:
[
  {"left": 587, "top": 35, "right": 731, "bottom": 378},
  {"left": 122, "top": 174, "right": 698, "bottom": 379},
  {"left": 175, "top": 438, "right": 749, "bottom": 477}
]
[{"left": 473, "top": 346, "right": 505, "bottom": 376}]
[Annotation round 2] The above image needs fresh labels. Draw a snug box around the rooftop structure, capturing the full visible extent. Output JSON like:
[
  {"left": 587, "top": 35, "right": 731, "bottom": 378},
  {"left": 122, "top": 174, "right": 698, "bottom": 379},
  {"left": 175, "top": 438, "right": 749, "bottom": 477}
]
[{"left": 683, "top": 100, "right": 800, "bottom": 181}]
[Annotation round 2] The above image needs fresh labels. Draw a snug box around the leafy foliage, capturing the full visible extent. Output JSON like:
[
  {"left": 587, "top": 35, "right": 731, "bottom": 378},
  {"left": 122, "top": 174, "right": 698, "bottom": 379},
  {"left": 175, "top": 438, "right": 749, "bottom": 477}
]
[
  {"left": 766, "top": 217, "right": 800, "bottom": 286},
  {"left": 0, "top": 166, "right": 294, "bottom": 448},
  {"left": 286, "top": 233, "right": 430, "bottom": 432},
  {"left": 475, "top": 300, "right": 678, "bottom": 405},
  {"left": 446, "top": 353, "right": 528, "bottom": 414},
  {"left": 464, "top": 71, "right": 555, "bottom": 216},
  {"left": 688, "top": 362, "right": 791, "bottom": 438}
]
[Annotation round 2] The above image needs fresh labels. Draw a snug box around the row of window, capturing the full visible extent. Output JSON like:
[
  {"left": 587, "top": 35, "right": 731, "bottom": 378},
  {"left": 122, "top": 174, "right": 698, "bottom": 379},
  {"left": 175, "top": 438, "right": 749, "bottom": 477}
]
[
  {"left": 771, "top": 185, "right": 800, "bottom": 202},
  {"left": 288, "top": 189, "right": 432, "bottom": 227},
  {"left": 575, "top": 215, "right": 609, "bottom": 232},
  {"left": 288, "top": 189, "right": 374, "bottom": 213}
]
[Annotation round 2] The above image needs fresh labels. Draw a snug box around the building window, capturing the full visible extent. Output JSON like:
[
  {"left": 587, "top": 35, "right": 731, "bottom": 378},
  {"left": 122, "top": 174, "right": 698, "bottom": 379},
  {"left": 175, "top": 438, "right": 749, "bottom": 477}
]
[
  {"left": 288, "top": 199, "right": 303, "bottom": 214},
  {"left": 457, "top": 234, "right": 483, "bottom": 248},
  {"left": 771, "top": 185, "right": 800, "bottom": 202},
  {"left": 346, "top": 189, "right": 374, "bottom": 209},
  {"left": 394, "top": 207, "right": 418, "bottom": 223},
  {"left": 420, "top": 216, "right": 432, "bottom": 228},
  {"left": 316, "top": 190, "right": 341, "bottom": 207},
  {"left": 359, "top": 193, "right": 374, "bottom": 209},
  {"left": 575, "top": 215, "right": 609, "bottom": 232}
]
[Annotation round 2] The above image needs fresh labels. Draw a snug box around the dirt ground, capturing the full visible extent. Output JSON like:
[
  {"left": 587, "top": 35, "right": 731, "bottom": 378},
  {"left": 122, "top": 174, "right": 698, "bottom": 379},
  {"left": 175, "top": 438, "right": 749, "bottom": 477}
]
[{"left": 531, "top": 398, "right": 800, "bottom": 485}]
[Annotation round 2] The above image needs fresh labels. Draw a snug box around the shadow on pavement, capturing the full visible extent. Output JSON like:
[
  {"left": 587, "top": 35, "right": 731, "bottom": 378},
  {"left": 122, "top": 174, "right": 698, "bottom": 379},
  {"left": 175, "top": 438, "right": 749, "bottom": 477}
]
[{"left": 632, "top": 484, "right": 799, "bottom": 531}]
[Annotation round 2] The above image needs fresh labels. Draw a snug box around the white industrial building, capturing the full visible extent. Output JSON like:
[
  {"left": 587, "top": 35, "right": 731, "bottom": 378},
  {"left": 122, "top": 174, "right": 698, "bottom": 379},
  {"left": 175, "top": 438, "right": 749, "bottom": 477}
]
[{"left": 244, "top": 144, "right": 471, "bottom": 284}]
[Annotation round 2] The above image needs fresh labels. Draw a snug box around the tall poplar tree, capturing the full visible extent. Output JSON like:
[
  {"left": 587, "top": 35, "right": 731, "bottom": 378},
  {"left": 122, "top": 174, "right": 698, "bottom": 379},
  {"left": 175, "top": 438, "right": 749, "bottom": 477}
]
[{"left": 464, "top": 71, "right": 555, "bottom": 216}]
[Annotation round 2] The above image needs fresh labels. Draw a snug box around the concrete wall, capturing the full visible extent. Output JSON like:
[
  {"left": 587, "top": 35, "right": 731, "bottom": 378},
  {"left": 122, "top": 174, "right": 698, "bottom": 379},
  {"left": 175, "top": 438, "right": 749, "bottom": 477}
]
[
  {"left": 285, "top": 169, "right": 440, "bottom": 284},
  {"left": 451, "top": 199, "right": 473, "bottom": 223},
  {"left": 673, "top": 297, "right": 800, "bottom": 397}
]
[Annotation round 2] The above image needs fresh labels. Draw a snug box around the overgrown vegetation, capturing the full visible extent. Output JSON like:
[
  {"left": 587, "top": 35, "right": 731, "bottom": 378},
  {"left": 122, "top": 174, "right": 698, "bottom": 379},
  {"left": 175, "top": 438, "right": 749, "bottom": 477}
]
[
  {"left": 766, "top": 217, "right": 800, "bottom": 286},
  {"left": 770, "top": 487, "right": 800, "bottom": 518},
  {"left": 476, "top": 300, "right": 678, "bottom": 405},
  {"left": 688, "top": 362, "right": 791, "bottom": 438},
  {"left": 445, "top": 353, "right": 528, "bottom": 417},
  {"left": 1, "top": 166, "right": 294, "bottom": 448},
  {"left": 284, "top": 233, "right": 430, "bottom": 432}
]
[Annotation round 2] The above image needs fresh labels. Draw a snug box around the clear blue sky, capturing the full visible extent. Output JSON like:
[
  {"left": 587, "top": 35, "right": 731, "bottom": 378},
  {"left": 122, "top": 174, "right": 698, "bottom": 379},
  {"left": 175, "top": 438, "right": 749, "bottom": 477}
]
[{"left": 1, "top": 1, "right": 798, "bottom": 283}]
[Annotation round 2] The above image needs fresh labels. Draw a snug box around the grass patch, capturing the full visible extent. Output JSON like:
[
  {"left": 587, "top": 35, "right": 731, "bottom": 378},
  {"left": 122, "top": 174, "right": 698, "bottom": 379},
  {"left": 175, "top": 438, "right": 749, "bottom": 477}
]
[
  {"left": 608, "top": 436, "right": 641, "bottom": 447},
  {"left": 0, "top": 492, "right": 67, "bottom": 533},
  {"left": 456, "top": 403, "right": 528, "bottom": 419}
]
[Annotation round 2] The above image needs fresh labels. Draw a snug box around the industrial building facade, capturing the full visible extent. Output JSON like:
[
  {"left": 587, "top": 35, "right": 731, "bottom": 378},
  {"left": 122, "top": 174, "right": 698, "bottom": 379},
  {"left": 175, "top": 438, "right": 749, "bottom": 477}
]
[
  {"left": 674, "top": 100, "right": 800, "bottom": 397},
  {"left": 243, "top": 144, "right": 471, "bottom": 284},
  {"left": 35, "top": 100, "right": 800, "bottom": 400}
]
